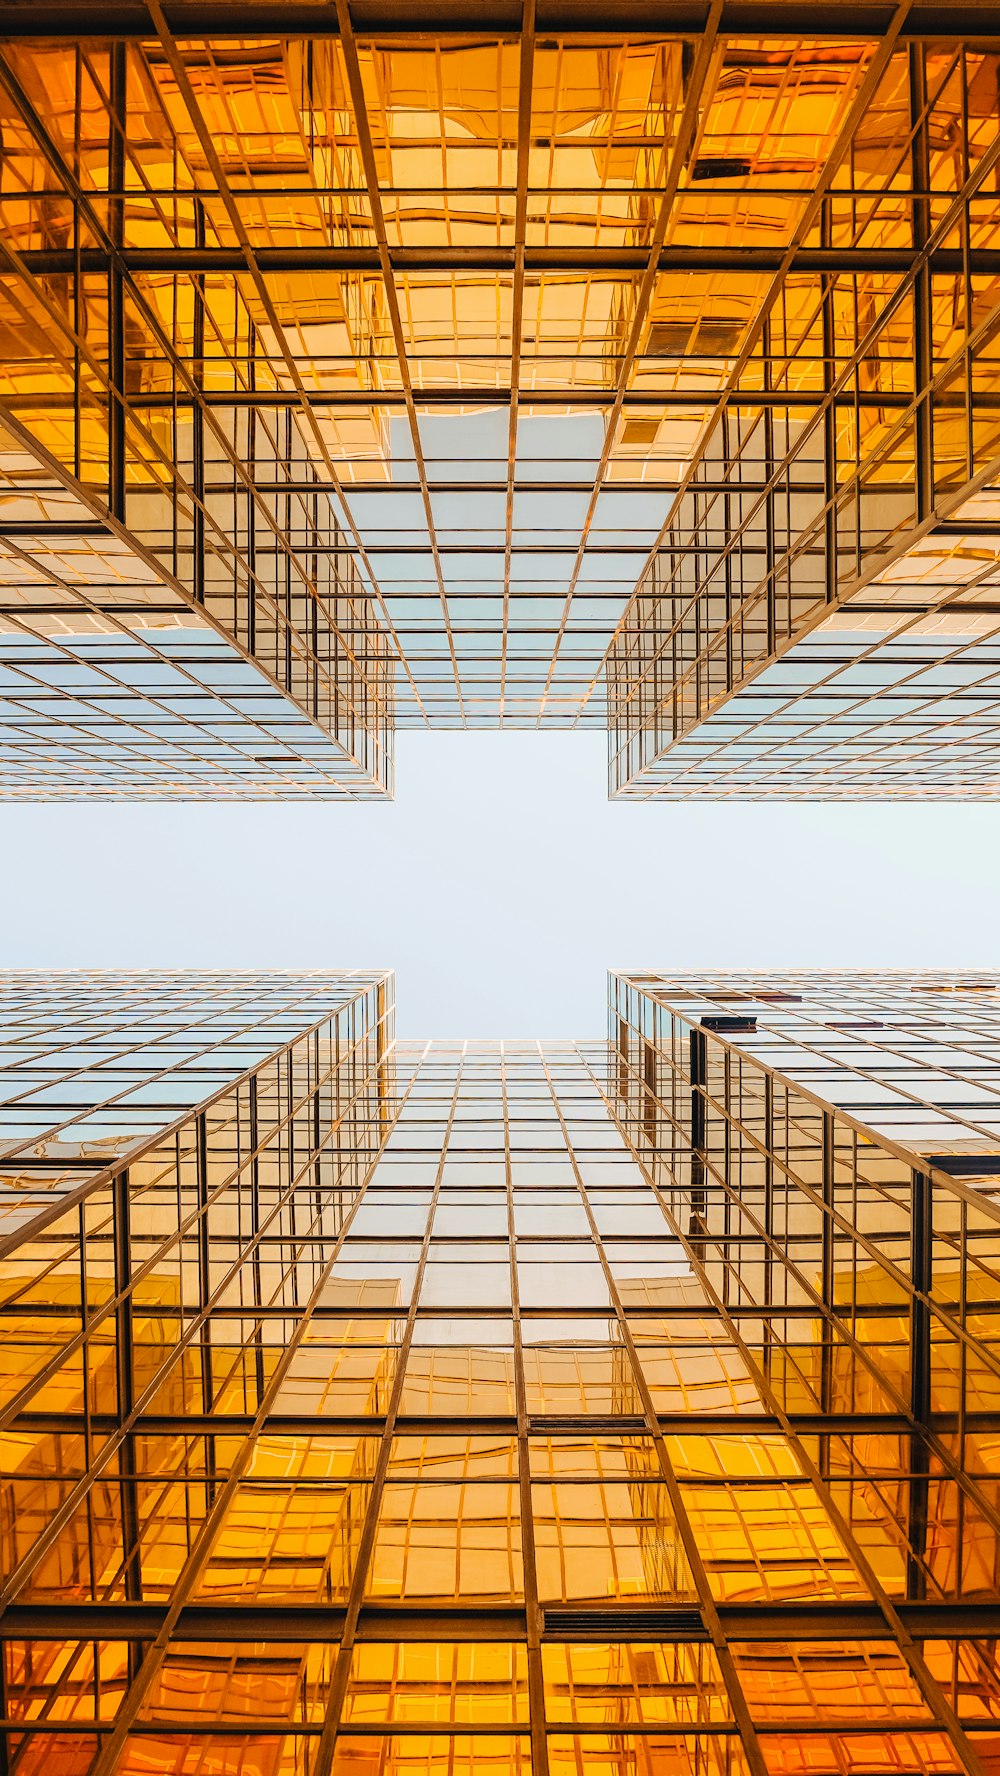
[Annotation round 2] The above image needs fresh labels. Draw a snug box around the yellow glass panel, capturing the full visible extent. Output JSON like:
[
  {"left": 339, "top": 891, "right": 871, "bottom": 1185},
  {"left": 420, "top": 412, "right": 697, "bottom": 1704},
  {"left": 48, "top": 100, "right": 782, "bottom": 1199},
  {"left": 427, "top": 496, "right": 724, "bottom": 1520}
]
[
  {"left": 367, "top": 1482, "right": 523, "bottom": 1601},
  {"left": 342, "top": 1643, "right": 529, "bottom": 1726},
  {"left": 542, "top": 1642, "right": 731, "bottom": 1726}
]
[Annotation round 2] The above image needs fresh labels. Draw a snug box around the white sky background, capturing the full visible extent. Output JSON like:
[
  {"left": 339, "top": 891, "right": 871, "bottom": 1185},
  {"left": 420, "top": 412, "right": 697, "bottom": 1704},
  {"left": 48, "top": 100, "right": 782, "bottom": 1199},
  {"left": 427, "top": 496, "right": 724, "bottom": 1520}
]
[{"left": 1, "top": 730, "right": 998, "bottom": 1039}]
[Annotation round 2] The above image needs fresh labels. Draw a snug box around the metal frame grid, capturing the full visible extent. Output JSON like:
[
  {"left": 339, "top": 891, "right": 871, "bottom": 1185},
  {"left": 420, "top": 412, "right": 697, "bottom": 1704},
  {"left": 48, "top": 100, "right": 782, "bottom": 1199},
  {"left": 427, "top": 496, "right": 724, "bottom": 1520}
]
[
  {"left": 607, "top": 39, "right": 1000, "bottom": 796},
  {"left": 0, "top": 33, "right": 397, "bottom": 796},
  {"left": 6, "top": 10, "right": 999, "bottom": 764},
  {"left": 0, "top": 969, "right": 395, "bottom": 1772},
  {"left": 4, "top": 972, "right": 1000, "bottom": 1772},
  {"left": 611, "top": 968, "right": 1000, "bottom": 1774}
]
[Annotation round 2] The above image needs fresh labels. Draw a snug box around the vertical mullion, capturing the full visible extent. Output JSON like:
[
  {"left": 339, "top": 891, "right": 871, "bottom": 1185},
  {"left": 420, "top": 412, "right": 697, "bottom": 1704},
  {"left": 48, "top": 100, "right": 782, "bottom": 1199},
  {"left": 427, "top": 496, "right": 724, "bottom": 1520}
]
[
  {"left": 112, "top": 1166, "right": 142, "bottom": 1626},
  {"left": 910, "top": 42, "right": 933, "bottom": 519},
  {"left": 504, "top": 1048, "right": 548, "bottom": 1776},
  {"left": 107, "top": 41, "right": 127, "bottom": 522},
  {"left": 909, "top": 1165, "right": 933, "bottom": 1600}
]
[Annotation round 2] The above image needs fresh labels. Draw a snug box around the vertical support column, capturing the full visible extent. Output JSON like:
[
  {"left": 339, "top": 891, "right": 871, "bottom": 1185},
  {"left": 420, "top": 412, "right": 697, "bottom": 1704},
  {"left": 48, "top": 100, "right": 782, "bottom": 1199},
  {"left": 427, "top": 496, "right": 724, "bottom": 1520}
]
[
  {"left": 249, "top": 1072, "right": 265, "bottom": 1408},
  {"left": 113, "top": 1169, "right": 143, "bottom": 1641},
  {"left": 820, "top": 197, "right": 838, "bottom": 601},
  {"left": 0, "top": 1646, "right": 9, "bottom": 1776},
  {"left": 642, "top": 1034, "right": 657, "bottom": 1149},
  {"left": 819, "top": 1112, "right": 836, "bottom": 1482},
  {"left": 909, "top": 1167, "right": 933, "bottom": 1600},
  {"left": 313, "top": 1025, "right": 324, "bottom": 1215},
  {"left": 195, "top": 1112, "right": 216, "bottom": 1495},
  {"left": 284, "top": 408, "right": 294, "bottom": 694},
  {"left": 689, "top": 1027, "right": 708, "bottom": 1265},
  {"left": 377, "top": 978, "right": 391, "bottom": 1128},
  {"left": 762, "top": 1070, "right": 774, "bottom": 1382},
  {"left": 286, "top": 1044, "right": 299, "bottom": 1310},
  {"left": 247, "top": 319, "right": 258, "bottom": 655},
  {"left": 762, "top": 315, "right": 776, "bottom": 656},
  {"left": 107, "top": 42, "right": 127, "bottom": 522},
  {"left": 192, "top": 195, "right": 206, "bottom": 604},
  {"left": 909, "top": 43, "right": 933, "bottom": 522},
  {"left": 820, "top": 1111, "right": 835, "bottom": 1411},
  {"left": 723, "top": 426, "right": 734, "bottom": 695}
]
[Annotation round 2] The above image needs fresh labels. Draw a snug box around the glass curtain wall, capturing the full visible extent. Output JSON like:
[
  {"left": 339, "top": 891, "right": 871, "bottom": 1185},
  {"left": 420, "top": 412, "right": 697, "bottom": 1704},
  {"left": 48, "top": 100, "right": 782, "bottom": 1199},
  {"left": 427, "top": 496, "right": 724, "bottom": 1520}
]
[{"left": 4, "top": 978, "right": 1000, "bottom": 1774}]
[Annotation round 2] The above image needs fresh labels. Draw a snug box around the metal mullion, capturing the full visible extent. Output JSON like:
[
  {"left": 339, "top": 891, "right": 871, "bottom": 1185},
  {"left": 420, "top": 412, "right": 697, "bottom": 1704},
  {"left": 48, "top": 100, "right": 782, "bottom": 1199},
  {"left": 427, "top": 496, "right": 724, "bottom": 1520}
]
[
  {"left": 332, "top": 0, "right": 463, "bottom": 720},
  {"left": 82, "top": 1035, "right": 427, "bottom": 1776},
  {"left": 908, "top": 1166, "right": 933, "bottom": 1601},
  {"left": 111, "top": 383, "right": 925, "bottom": 411},
  {"left": 910, "top": 42, "right": 934, "bottom": 521},
  {"left": 502, "top": 1046, "right": 548, "bottom": 1776},
  {"left": 107, "top": 41, "right": 127, "bottom": 520},
  {"left": 538, "top": 1044, "right": 768, "bottom": 1776},
  {"left": 584, "top": 1039, "right": 987, "bottom": 1776},
  {"left": 311, "top": 1047, "right": 465, "bottom": 1776},
  {"left": 83, "top": 43, "right": 189, "bottom": 254},
  {"left": 112, "top": 1166, "right": 143, "bottom": 1633},
  {"left": 501, "top": 0, "right": 534, "bottom": 726}
]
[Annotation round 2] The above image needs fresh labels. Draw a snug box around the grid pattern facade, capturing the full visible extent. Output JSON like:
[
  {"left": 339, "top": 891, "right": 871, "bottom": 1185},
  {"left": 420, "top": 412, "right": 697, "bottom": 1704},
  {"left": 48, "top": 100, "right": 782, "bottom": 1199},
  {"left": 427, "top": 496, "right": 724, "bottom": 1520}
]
[
  {"left": 602, "top": 39, "right": 1000, "bottom": 795},
  {"left": 8, "top": 11, "right": 998, "bottom": 759},
  {"left": 3, "top": 973, "right": 1000, "bottom": 1773},
  {"left": 0, "top": 970, "right": 395, "bottom": 1773},
  {"left": 612, "top": 968, "right": 1000, "bottom": 1774},
  {"left": 0, "top": 32, "right": 396, "bottom": 797}
]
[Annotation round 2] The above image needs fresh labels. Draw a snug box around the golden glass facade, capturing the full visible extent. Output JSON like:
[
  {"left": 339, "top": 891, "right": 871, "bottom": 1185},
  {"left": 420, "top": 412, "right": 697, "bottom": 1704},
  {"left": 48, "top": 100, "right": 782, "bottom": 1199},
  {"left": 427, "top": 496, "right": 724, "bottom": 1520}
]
[
  {"left": 4, "top": 9, "right": 999, "bottom": 787},
  {"left": 606, "top": 38, "right": 1000, "bottom": 796},
  {"left": 612, "top": 968, "right": 1000, "bottom": 1772},
  {"left": 3, "top": 969, "right": 1000, "bottom": 1772}
]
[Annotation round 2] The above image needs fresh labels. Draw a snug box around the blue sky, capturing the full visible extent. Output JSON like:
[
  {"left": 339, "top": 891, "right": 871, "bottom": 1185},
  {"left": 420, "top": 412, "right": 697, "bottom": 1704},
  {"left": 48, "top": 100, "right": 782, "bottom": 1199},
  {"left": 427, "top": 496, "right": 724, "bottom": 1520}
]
[{"left": 1, "top": 730, "right": 997, "bottom": 1038}]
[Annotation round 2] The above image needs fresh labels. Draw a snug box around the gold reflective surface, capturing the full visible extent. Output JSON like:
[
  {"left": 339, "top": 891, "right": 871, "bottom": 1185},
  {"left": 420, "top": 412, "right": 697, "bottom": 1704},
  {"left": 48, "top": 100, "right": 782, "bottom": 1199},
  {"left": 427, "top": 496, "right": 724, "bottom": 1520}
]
[
  {"left": 1, "top": 20, "right": 998, "bottom": 790},
  {"left": 2, "top": 971, "right": 1000, "bottom": 1770}
]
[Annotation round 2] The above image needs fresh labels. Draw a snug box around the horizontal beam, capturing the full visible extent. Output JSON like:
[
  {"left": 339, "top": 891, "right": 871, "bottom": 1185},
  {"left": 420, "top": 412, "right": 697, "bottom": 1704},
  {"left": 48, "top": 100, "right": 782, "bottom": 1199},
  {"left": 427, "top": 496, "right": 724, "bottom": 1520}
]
[
  {"left": 2, "top": 3, "right": 999, "bottom": 38},
  {"left": 36, "top": 387, "right": 915, "bottom": 409},
  {"left": 4, "top": 1599, "right": 1000, "bottom": 1643},
  {"left": 13, "top": 246, "right": 1000, "bottom": 277},
  {"left": 13, "top": 1406, "right": 934, "bottom": 1435}
]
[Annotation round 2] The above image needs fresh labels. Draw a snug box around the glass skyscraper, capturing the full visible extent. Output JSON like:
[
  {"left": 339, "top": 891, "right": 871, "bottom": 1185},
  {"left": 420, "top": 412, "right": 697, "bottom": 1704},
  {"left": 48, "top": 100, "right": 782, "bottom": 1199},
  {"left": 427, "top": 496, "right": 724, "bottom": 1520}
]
[
  {"left": 2, "top": 12, "right": 997, "bottom": 791},
  {"left": 1, "top": 969, "right": 1000, "bottom": 1774},
  {"left": 2, "top": 5, "right": 1000, "bottom": 1774}
]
